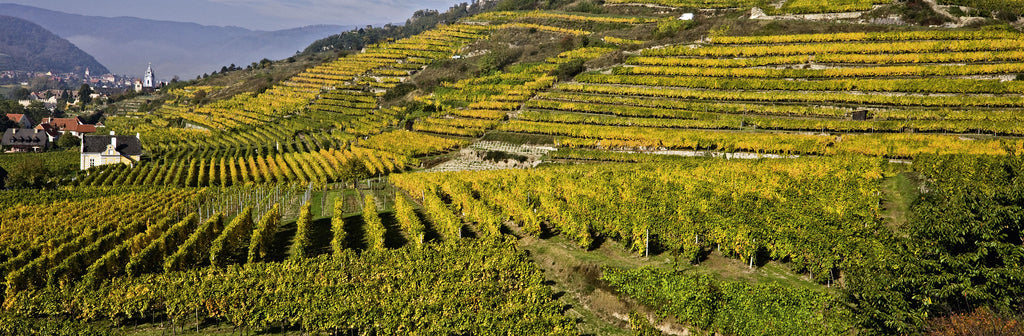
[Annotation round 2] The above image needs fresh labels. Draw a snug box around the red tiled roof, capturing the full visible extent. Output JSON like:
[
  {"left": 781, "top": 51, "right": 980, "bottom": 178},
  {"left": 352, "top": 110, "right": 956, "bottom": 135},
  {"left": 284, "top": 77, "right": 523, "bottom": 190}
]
[
  {"left": 43, "top": 117, "right": 82, "bottom": 130},
  {"left": 67, "top": 124, "right": 96, "bottom": 134},
  {"left": 6, "top": 114, "right": 25, "bottom": 122}
]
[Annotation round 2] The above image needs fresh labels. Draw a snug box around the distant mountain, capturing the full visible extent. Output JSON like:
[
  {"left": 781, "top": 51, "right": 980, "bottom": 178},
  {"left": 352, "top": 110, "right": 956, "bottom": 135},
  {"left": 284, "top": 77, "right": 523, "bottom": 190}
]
[
  {"left": 0, "top": 4, "right": 354, "bottom": 79},
  {"left": 0, "top": 15, "right": 108, "bottom": 74}
]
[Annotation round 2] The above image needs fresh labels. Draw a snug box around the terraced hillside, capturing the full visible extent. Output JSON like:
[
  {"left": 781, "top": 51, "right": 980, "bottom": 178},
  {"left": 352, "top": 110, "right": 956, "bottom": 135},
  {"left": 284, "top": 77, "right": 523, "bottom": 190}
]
[
  {"left": 2, "top": 0, "right": 1023, "bottom": 335},
  {"left": 500, "top": 30, "right": 1024, "bottom": 158}
]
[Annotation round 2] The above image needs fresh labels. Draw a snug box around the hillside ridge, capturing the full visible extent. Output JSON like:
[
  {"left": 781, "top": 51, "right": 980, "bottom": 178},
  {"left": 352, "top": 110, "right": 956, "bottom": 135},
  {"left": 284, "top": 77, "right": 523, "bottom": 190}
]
[
  {"left": 0, "top": 3, "right": 353, "bottom": 77},
  {"left": 0, "top": 15, "right": 109, "bottom": 74}
]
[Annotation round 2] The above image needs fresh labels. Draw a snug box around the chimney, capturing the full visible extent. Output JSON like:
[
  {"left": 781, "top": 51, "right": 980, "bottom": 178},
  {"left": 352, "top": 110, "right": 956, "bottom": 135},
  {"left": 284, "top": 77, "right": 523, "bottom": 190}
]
[
  {"left": 111, "top": 136, "right": 117, "bottom": 149},
  {"left": 136, "top": 132, "right": 140, "bottom": 139},
  {"left": 109, "top": 131, "right": 115, "bottom": 136}
]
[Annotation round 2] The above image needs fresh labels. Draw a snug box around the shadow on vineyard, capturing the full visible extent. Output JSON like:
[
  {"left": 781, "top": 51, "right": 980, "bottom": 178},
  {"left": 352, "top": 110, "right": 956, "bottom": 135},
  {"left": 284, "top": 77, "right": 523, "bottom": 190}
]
[
  {"left": 266, "top": 221, "right": 298, "bottom": 262},
  {"left": 277, "top": 203, "right": 413, "bottom": 258},
  {"left": 379, "top": 212, "right": 409, "bottom": 249},
  {"left": 307, "top": 218, "right": 335, "bottom": 257},
  {"left": 413, "top": 209, "right": 443, "bottom": 243},
  {"left": 339, "top": 215, "right": 369, "bottom": 251}
]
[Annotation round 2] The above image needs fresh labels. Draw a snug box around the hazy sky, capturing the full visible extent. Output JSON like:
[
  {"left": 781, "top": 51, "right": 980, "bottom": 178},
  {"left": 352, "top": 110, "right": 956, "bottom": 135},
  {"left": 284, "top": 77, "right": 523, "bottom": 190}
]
[{"left": 2, "top": 0, "right": 467, "bottom": 30}]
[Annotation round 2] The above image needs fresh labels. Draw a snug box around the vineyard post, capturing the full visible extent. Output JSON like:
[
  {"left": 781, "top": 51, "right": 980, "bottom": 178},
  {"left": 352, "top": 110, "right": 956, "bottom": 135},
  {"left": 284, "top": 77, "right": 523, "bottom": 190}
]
[{"left": 749, "top": 239, "right": 756, "bottom": 269}]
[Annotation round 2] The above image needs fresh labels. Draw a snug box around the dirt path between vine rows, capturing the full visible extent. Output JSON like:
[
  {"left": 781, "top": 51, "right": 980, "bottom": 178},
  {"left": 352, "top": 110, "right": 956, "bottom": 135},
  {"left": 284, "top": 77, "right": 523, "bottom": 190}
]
[{"left": 512, "top": 227, "right": 691, "bottom": 335}]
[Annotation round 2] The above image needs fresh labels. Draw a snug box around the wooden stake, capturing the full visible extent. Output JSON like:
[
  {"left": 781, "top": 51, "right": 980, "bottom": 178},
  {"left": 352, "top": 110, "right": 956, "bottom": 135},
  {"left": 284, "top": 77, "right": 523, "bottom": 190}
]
[{"left": 645, "top": 228, "right": 649, "bottom": 258}]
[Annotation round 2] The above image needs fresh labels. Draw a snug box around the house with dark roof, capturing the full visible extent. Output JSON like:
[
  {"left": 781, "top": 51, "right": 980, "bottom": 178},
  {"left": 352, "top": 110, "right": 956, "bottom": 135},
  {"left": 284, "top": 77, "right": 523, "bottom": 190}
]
[
  {"left": 80, "top": 132, "right": 143, "bottom": 170},
  {"left": 5, "top": 114, "right": 32, "bottom": 128},
  {"left": 2, "top": 128, "right": 50, "bottom": 152}
]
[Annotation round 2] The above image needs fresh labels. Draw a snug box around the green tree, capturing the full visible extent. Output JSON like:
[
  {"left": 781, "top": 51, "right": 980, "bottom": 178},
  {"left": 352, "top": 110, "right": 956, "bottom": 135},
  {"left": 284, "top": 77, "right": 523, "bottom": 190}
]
[
  {"left": 56, "top": 134, "right": 80, "bottom": 149},
  {"left": 192, "top": 89, "right": 207, "bottom": 105},
  {"left": 478, "top": 45, "right": 522, "bottom": 74},
  {"left": 846, "top": 154, "right": 1024, "bottom": 333},
  {"left": 77, "top": 84, "right": 93, "bottom": 105},
  {"left": 12, "top": 87, "right": 30, "bottom": 100},
  {"left": 552, "top": 59, "right": 585, "bottom": 81},
  {"left": 0, "top": 106, "right": 18, "bottom": 133},
  {"left": 56, "top": 90, "right": 70, "bottom": 107},
  {"left": 0, "top": 99, "right": 25, "bottom": 115},
  {"left": 23, "top": 101, "right": 48, "bottom": 127},
  {"left": 4, "top": 157, "right": 51, "bottom": 189}
]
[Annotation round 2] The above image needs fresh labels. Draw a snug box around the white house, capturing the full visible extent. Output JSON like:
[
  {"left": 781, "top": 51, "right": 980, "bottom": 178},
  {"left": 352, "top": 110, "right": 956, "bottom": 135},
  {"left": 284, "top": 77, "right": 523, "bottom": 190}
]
[{"left": 80, "top": 132, "right": 143, "bottom": 170}]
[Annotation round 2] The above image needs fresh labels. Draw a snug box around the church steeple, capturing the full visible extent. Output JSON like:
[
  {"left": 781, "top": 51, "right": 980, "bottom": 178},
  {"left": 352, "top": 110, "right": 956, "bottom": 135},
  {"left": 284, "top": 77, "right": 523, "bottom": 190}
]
[{"left": 143, "top": 63, "right": 155, "bottom": 88}]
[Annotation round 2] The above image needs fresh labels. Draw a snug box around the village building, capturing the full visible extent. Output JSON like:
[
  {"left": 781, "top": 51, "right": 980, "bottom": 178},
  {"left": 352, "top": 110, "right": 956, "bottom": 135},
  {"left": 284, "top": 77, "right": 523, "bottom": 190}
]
[
  {"left": 2, "top": 128, "right": 50, "bottom": 152},
  {"left": 5, "top": 114, "right": 32, "bottom": 128},
  {"left": 144, "top": 63, "right": 155, "bottom": 89},
  {"left": 136, "top": 63, "right": 158, "bottom": 93},
  {"left": 33, "top": 123, "right": 61, "bottom": 142},
  {"left": 66, "top": 124, "right": 98, "bottom": 137},
  {"left": 41, "top": 96, "right": 58, "bottom": 110},
  {"left": 38, "top": 117, "right": 97, "bottom": 137},
  {"left": 80, "top": 132, "right": 143, "bottom": 170}
]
